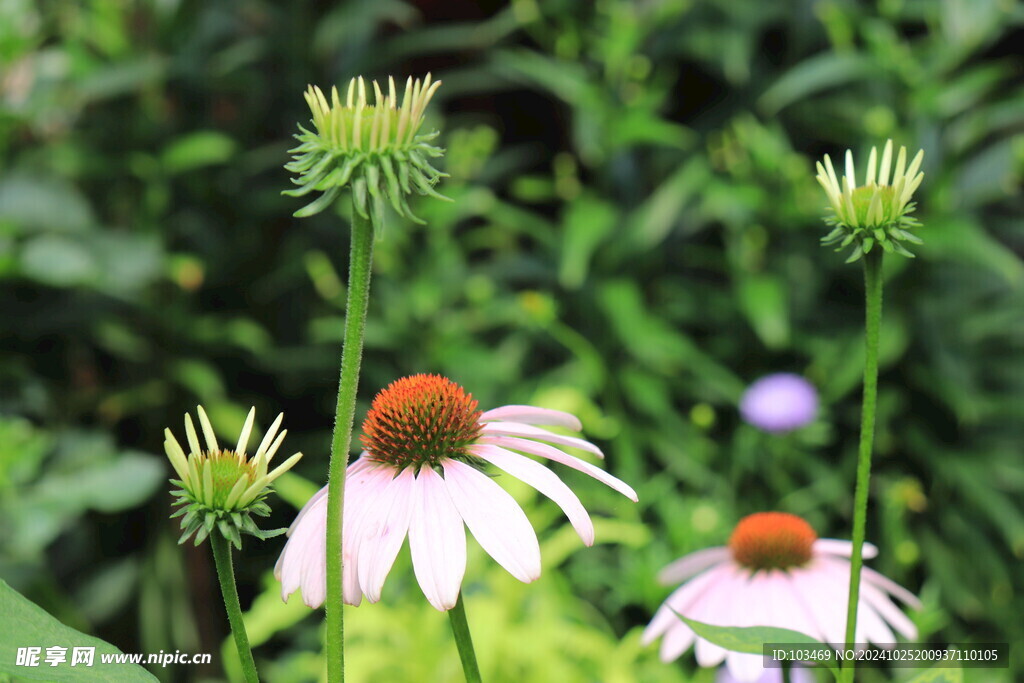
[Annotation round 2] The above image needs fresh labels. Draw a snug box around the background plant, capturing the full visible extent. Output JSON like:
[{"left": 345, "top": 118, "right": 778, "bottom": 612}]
[{"left": 1, "top": 1, "right": 1021, "bottom": 681}]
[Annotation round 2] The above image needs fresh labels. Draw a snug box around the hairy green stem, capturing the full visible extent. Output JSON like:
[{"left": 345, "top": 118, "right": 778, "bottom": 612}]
[
  {"left": 325, "top": 207, "right": 375, "bottom": 683},
  {"left": 447, "top": 593, "right": 483, "bottom": 683},
  {"left": 211, "top": 534, "right": 259, "bottom": 683},
  {"left": 841, "top": 249, "right": 883, "bottom": 683}
]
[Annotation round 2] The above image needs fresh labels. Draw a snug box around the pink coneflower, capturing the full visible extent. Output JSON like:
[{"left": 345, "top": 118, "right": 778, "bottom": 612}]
[
  {"left": 276, "top": 374, "right": 637, "bottom": 611},
  {"left": 643, "top": 512, "right": 920, "bottom": 683}
]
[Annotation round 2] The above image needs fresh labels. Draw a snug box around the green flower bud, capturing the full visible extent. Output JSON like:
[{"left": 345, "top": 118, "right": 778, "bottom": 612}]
[
  {"left": 284, "top": 74, "right": 450, "bottom": 225},
  {"left": 816, "top": 140, "right": 925, "bottom": 263},
  {"left": 164, "top": 406, "right": 302, "bottom": 549}
]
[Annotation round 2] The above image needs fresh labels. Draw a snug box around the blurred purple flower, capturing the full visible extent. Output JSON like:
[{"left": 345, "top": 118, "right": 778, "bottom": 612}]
[{"left": 739, "top": 373, "right": 818, "bottom": 433}]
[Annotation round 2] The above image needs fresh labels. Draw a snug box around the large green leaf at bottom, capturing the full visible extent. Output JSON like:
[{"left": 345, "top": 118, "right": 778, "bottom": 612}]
[
  {"left": 676, "top": 613, "right": 841, "bottom": 678},
  {"left": 0, "top": 579, "right": 157, "bottom": 681}
]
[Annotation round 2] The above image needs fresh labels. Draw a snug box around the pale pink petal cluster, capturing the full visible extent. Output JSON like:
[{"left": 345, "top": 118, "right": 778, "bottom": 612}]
[
  {"left": 643, "top": 540, "right": 920, "bottom": 683},
  {"left": 275, "top": 404, "right": 637, "bottom": 611}
]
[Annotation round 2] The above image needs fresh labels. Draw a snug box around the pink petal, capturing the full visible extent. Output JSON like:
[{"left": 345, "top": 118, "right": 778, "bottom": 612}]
[
  {"left": 856, "top": 598, "right": 896, "bottom": 645},
  {"left": 357, "top": 467, "right": 415, "bottom": 603},
  {"left": 471, "top": 444, "right": 595, "bottom": 545},
  {"left": 285, "top": 458, "right": 372, "bottom": 536},
  {"left": 277, "top": 493, "right": 327, "bottom": 606},
  {"left": 862, "top": 565, "right": 921, "bottom": 608},
  {"left": 691, "top": 568, "right": 743, "bottom": 666},
  {"left": 659, "top": 621, "right": 695, "bottom": 662},
  {"left": 479, "top": 435, "right": 637, "bottom": 501},
  {"left": 721, "top": 570, "right": 770, "bottom": 682},
  {"left": 285, "top": 486, "right": 327, "bottom": 536},
  {"left": 442, "top": 458, "right": 541, "bottom": 583},
  {"left": 788, "top": 560, "right": 847, "bottom": 644},
  {"left": 277, "top": 465, "right": 391, "bottom": 609},
  {"left": 642, "top": 563, "right": 731, "bottom": 645},
  {"left": 860, "top": 581, "right": 917, "bottom": 640},
  {"left": 725, "top": 650, "right": 767, "bottom": 683},
  {"left": 657, "top": 547, "right": 731, "bottom": 585},
  {"left": 408, "top": 466, "right": 466, "bottom": 611},
  {"left": 341, "top": 462, "right": 396, "bottom": 606},
  {"left": 479, "top": 422, "right": 603, "bottom": 457},
  {"left": 479, "top": 405, "right": 583, "bottom": 431},
  {"left": 694, "top": 633, "right": 728, "bottom": 667},
  {"left": 764, "top": 570, "right": 817, "bottom": 637},
  {"left": 814, "top": 538, "right": 878, "bottom": 560},
  {"left": 779, "top": 570, "right": 828, "bottom": 643}
]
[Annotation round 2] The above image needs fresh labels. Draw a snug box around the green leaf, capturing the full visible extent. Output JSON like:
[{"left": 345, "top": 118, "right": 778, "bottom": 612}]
[
  {"left": 160, "top": 131, "right": 237, "bottom": 175},
  {"left": 0, "top": 175, "right": 96, "bottom": 234},
  {"left": 674, "top": 614, "right": 840, "bottom": 678},
  {"left": 736, "top": 274, "right": 789, "bottom": 349},
  {"left": 558, "top": 195, "right": 617, "bottom": 289},
  {"left": 0, "top": 579, "right": 158, "bottom": 681},
  {"left": 19, "top": 235, "right": 98, "bottom": 287}
]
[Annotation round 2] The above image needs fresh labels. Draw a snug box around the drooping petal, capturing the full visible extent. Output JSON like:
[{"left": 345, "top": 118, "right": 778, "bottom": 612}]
[
  {"left": 642, "top": 563, "right": 732, "bottom": 646},
  {"left": 479, "top": 405, "right": 582, "bottom": 431},
  {"left": 778, "top": 569, "right": 828, "bottom": 643},
  {"left": 764, "top": 569, "right": 818, "bottom": 638},
  {"left": 274, "top": 457, "right": 393, "bottom": 608},
  {"left": 658, "top": 621, "right": 695, "bottom": 662},
  {"left": 722, "top": 572, "right": 771, "bottom": 681},
  {"left": 787, "top": 560, "right": 848, "bottom": 644},
  {"left": 471, "top": 443, "right": 595, "bottom": 545},
  {"left": 860, "top": 581, "right": 918, "bottom": 640},
  {"left": 341, "top": 462, "right": 396, "bottom": 606},
  {"left": 479, "top": 435, "right": 637, "bottom": 501},
  {"left": 861, "top": 565, "right": 921, "bottom": 608},
  {"left": 480, "top": 422, "right": 603, "bottom": 457},
  {"left": 357, "top": 467, "right": 415, "bottom": 603},
  {"left": 813, "top": 538, "right": 878, "bottom": 559},
  {"left": 442, "top": 458, "right": 541, "bottom": 583},
  {"left": 855, "top": 594, "right": 896, "bottom": 646},
  {"left": 276, "top": 492, "right": 328, "bottom": 606},
  {"left": 657, "top": 547, "right": 732, "bottom": 585},
  {"left": 284, "top": 458, "right": 371, "bottom": 536},
  {"left": 408, "top": 466, "right": 466, "bottom": 611}
]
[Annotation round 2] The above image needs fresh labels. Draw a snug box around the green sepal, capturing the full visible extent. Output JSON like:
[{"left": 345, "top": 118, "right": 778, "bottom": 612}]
[{"left": 293, "top": 185, "right": 341, "bottom": 218}]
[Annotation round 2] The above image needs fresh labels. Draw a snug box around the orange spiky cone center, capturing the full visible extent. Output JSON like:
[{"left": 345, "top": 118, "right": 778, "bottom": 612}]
[
  {"left": 361, "top": 374, "right": 482, "bottom": 470},
  {"left": 729, "top": 512, "right": 817, "bottom": 571}
]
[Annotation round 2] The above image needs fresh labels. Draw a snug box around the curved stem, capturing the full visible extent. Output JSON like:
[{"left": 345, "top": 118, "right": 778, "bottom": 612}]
[
  {"left": 325, "top": 207, "right": 375, "bottom": 683},
  {"left": 841, "top": 249, "right": 883, "bottom": 683},
  {"left": 210, "top": 534, "right": 259, "bottom": 683},
  {"left": 447, "top": 592, "right": 483, "bottom": 683}
]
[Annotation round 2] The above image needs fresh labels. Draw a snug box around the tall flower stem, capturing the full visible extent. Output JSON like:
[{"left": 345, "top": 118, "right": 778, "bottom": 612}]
[
  {"left": 841, "top": 249, "right": 883, "bottom": 683},
  {"left": 447, "top": 592, "right": 483, "bottom": 683},
  {"left": 210, "top": 534, "right": 259, "bottom": 683},
  {"left": 325, "top": 207, "right": 375, "bottom": 683}
]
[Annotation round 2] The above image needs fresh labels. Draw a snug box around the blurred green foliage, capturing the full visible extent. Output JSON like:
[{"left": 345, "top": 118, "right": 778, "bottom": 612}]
[{"left": 1, "top": 0, "right": 1021, "bottom": 681}]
